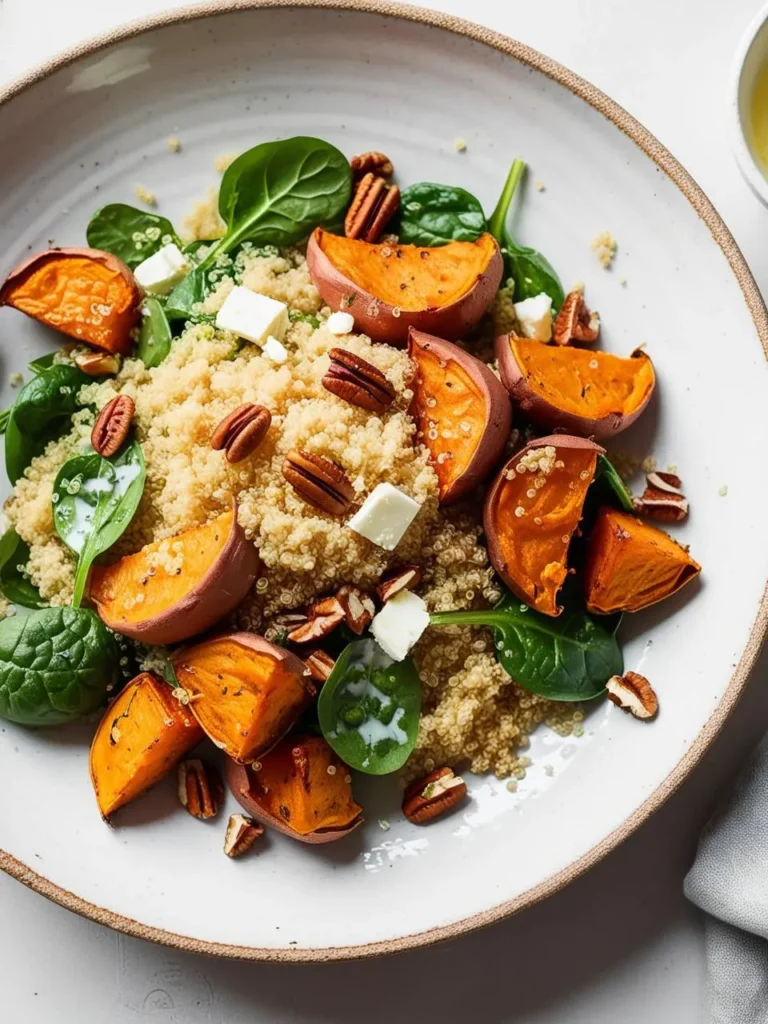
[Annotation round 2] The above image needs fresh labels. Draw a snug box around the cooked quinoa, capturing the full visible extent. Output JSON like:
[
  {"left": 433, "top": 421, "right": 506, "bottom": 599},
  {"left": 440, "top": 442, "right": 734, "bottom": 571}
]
[{"left": 6, "top": 245, "right": 578, "bottom": 779}]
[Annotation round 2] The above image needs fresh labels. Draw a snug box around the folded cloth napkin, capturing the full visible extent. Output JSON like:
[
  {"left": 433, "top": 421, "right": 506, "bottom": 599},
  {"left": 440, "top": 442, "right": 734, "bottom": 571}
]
[{"left": 685, "top": 735, "right": 768, "bottom": 1023}]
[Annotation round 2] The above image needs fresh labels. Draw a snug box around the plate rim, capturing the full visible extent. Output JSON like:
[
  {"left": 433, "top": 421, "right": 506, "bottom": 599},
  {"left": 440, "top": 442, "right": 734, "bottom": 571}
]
[{"left": 1, "top": 0, "right": 766, "bottom": 963}]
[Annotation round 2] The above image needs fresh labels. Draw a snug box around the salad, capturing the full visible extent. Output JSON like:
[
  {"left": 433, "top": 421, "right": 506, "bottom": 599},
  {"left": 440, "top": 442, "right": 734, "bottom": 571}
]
[{"left": 0, "top": 136, "right": 700, "bottom": 853}]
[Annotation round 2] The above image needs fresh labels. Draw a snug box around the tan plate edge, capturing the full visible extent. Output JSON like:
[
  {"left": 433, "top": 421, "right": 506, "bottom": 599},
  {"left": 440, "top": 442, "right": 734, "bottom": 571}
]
[{"left": 1, "top": 0, "right": 767, "bottom": 962}]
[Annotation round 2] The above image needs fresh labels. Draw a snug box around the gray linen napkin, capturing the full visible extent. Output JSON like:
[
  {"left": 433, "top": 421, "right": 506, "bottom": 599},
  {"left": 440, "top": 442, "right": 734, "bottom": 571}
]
[{"left": 684, "top": 735, "right": 768, "bottom": 1023}]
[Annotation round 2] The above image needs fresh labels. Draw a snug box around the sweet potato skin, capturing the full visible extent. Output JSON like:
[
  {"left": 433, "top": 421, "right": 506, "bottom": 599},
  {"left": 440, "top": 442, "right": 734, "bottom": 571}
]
[
  {"left": 584, "top": 506, "right": 701, "bottom": 613},
  {"left": 484, "top": 435, "right": 604, "bottom": 615},
  {"left": 89, "top": 503, "right": 260, "bottom": 645},
  {"left": 89, "top": 672, "right": 203, "bottom": 820},
  {"left": 495, "top": 334, "right": 655, "bottom": 439},
  {"left": 172, "top": 632, "right": 314, "bottom": 764},
  {"left": 408, "top": 329, "right": 512, "bottom": 503},
  {"left": 226, "top": 734, "right": 363, "bottom": 844},
  {"left": 307, "top": 229, "right": 503, "bottom": 347},
  {"left": 0, "top": 247, "right": 140, "bottom": 355}
]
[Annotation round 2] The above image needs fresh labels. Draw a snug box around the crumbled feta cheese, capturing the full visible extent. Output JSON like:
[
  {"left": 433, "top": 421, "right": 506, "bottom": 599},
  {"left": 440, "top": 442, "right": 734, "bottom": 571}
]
[
  {"left": 262, "top": 335, "right": 288, "bottom": 363},
  {"left": 326, "top": 311, "right": 355, "bottom": 335},
  {"left": 347, "top": 482, "right": 420, "bottom": 551},
  {"left": 513, "top": 293, "right": 552, "bottom": 342},
  {"left": 371, "top": 591, "right": 430, "bottom": 661},
  {"left": 215, "top": 286, "right": 289, "bottom": 346},
  {"left": 134, "top": 243, "right": 190, "bottom": 296}
]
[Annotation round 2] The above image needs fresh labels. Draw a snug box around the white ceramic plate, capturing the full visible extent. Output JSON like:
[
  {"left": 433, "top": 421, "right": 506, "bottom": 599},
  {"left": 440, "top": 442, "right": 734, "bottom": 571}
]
[{"left": 1, "top": 0, "right": 767, "bottom": 961}]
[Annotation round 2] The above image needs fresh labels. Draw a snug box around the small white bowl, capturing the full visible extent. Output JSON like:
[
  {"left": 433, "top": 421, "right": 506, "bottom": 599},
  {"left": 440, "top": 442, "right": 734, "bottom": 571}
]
[{"left": 732, "top": 1, "right": 768, "bottom": 204}]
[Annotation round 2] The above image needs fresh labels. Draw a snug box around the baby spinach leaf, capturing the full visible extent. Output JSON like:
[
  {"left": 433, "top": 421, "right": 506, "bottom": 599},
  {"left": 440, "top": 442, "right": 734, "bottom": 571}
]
[
  {"left": 137, "top": 297, "right": 173, "bottom": 368},
  {"left": 5, "top": 364, "right": 90, "bottom": 484},
  {"left": 167, "top": 138, "right": 351, "bottom": 320},
  {"left": 0, "top": 408, "right": 9, "bottom": 435},
  {"left": 429, "top": 589, "right": 622, "bottom": 701},
  {"left": 595, "top": 454, "right": 634, "bottom": 513},
  {"left": 0, "top": 606, "right": 118, "bottom": 725},
  {"left": 398, "top": 182, "right": 487, "bottom": 245},
  {"left": 0, "top": 529, "right": 46, "bottom": 609},
  {"left": 489, "top": 158, "right": 565, "bottom": 311},
  {"left": 52, "top": 439, "right": 146, "bottom": 608},
  {"left": 216, "top": 136, "right": 352, "bottom": 252},
  {"left": 28, "top": 353, "right": 57, "bottom": 374},
  {"left": 317, "top": 638, "right": 422, "bottom": 775},
  {"left": 86, "top": 204, "right": 181, "bottom": 269}
]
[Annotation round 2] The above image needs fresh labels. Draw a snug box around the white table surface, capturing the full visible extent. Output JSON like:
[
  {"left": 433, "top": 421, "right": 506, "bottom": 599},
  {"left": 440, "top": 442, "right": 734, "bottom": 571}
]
[{"left": 2, "top": 0, "right": 768, "bottom": 1019}]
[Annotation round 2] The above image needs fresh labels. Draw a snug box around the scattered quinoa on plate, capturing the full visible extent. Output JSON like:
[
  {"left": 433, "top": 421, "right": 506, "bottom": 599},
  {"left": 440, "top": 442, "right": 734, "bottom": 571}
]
[{"left": 0, "top": 137, "right": 701, "bottom": 850}]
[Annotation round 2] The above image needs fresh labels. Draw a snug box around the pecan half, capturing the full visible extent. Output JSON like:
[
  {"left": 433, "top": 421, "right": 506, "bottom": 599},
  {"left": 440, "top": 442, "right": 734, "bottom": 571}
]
[
  {"left": 287, "top": 596, "right": 345, "bottom": 643},
  {"left": 377, "top": 564, "right": 423, "bottom": 603},
  {"left": 606, "top": 672, "right": 658, "bottom": 719},
  {"left": 224, "top": 813, "right": 264, "bottom": 857},
  {"left": 177, "top": 759, "right": 224, "bottom": 819},
  {"left": 350, "top": 150, "right": 394, "bottom": 181},
  {"left": 403, "top": 767, "right": 467, "bottom": 824},
  {"left": 336, "top": 584, "right": 376, "bottom": 634},
  {"left": 345, "top": 172, "right": 401, "bottom": 243},
  {"left": 91, "top": 394, "right": 134, "bottom": 457},
  {"left": 305, "top": 648, "right": 336, "bottom": 683},
  {"left": 75, "top": 350, "right": 121, "bottom": 377},
  {"left": 552, "top": 290, "right": 600, "bottom": 346},
  {"left": 211, "top": 402, "right": 272, "bottom": 464},
  {"left": 282, "top": 451, "right": 355, "bottom": 516},
  {"left": 632, "top": 471, "right": 688, "bottom": 522},
  {"left": 323, "top": 348, "right": 396, "bottom": 413}
]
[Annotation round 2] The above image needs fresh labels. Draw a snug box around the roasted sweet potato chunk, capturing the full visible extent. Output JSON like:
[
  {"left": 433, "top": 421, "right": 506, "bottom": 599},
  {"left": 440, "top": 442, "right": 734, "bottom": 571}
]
[
  {"left": 89, "top": 504, "right": 260, "bottom": 645},
  {"left": 89, "top": 672, "right": 203, "bottom": 820},
  {"left": 0, "top": 247, "right": 140, "bottom": 354},
  {"left": 226, "top": 734, "right": 363, "bottom": 843},
  {"left": 483, "top": 435, "right": 603, "bottom": 616},
  {"left": 306, "top": 229, "right": 503, "bottom": 345},
  {"left": 495, "top": 335, "right": 655, "bottom": 439},
  {"left": 408, "top": 329, "right": 511, "bottom": 503},
  {"left": 584, "top": 507, "right": 701, "bottom": 613},
  {"left": 172, "top": 633, "right": 314, "bottom": 764}
]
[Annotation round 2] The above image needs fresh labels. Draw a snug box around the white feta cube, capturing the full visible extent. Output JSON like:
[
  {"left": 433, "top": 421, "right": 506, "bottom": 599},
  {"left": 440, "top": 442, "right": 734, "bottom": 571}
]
[
  {"left": 133, "top": 243, "right": 190, "bottom": 296},
  {"left": 262, "top": 335, "right": 288, "bottom": 363},
  {"left": 215, "top": 285, "right": 289, "bottom": 346},
  {"left": 513, "top": 292, "right": 553, "bottom": 342},
  {"left": 326, "top": 311, "right": 355, "bottom": 335},
  {"left": 371, "top": 591, "right": 430, "bottom": 662},
  {"left": 347, "top": 483, "right": 420, "bottom": 551}
]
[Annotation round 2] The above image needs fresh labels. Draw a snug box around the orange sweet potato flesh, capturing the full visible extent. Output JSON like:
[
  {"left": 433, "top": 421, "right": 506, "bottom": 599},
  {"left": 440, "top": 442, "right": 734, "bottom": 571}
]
[
  {"left": 483, "top": 436, "right": 603, "bottom": 616},
  {"left": 172, "top": 633, "right": 314, "bottom": 764},
  {"left": 89, "top": 672, "right": 203, "bottom": 820},
  {"left": 584, "top": 507, "right": 701, "bottom": 614},
  {"left": 89, "top": 506, "right": 261, "bottom": 645},
  {"left": 226, "top": 734, "right": 363, "bottom": 842},
  {"left": 316, "top": 231, "right": 498, "bottom": 310},
  {"left": 0, "top": 248, "right": 140, "bottom": 355},
  {"left": 408, "top": 330, "right": 511, "bottom": 503},
  {"left": 496, "top": 336, "right": 655, "bottom": 439}
]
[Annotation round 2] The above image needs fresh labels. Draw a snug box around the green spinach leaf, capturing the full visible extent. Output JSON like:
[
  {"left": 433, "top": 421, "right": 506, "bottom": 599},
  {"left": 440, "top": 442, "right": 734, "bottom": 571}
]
[
  {"left": 595, "top": 454, "right": 634, "bottom": 513},
  {"left": 429, "top": 589, "right": 622, "bottom": 701},
  {"left": 5, "top": 365, "right": 90, "bottom": 484},
  {"left": 0, "top": 606, "right": 118, "bottom": 725},
  {"left": 0, "top": 529, "right": 45, "bottom": 609},
  {"left": 398, "top": 182, "right": 487, "bottom": 245},
  {"left": 317, "top": 638, "right": 422, "bottom": 775},
  {"left": 137, "top": 297, "right": 173, "bottom": 368},
  {"left": 489, "top": 159, "right": 565, "bottom": 311},
  {"left": 86, "top": 204, "right": 180, "bottom": 270},
  {"left": 28, "top": 353, "right": 57, "bottom": 374},
  {"left": 167, "top": 137, "right": 351, "bottom": 320},
  {"left": 52, "top": 439, "right": 146, "bottom": 608}
]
